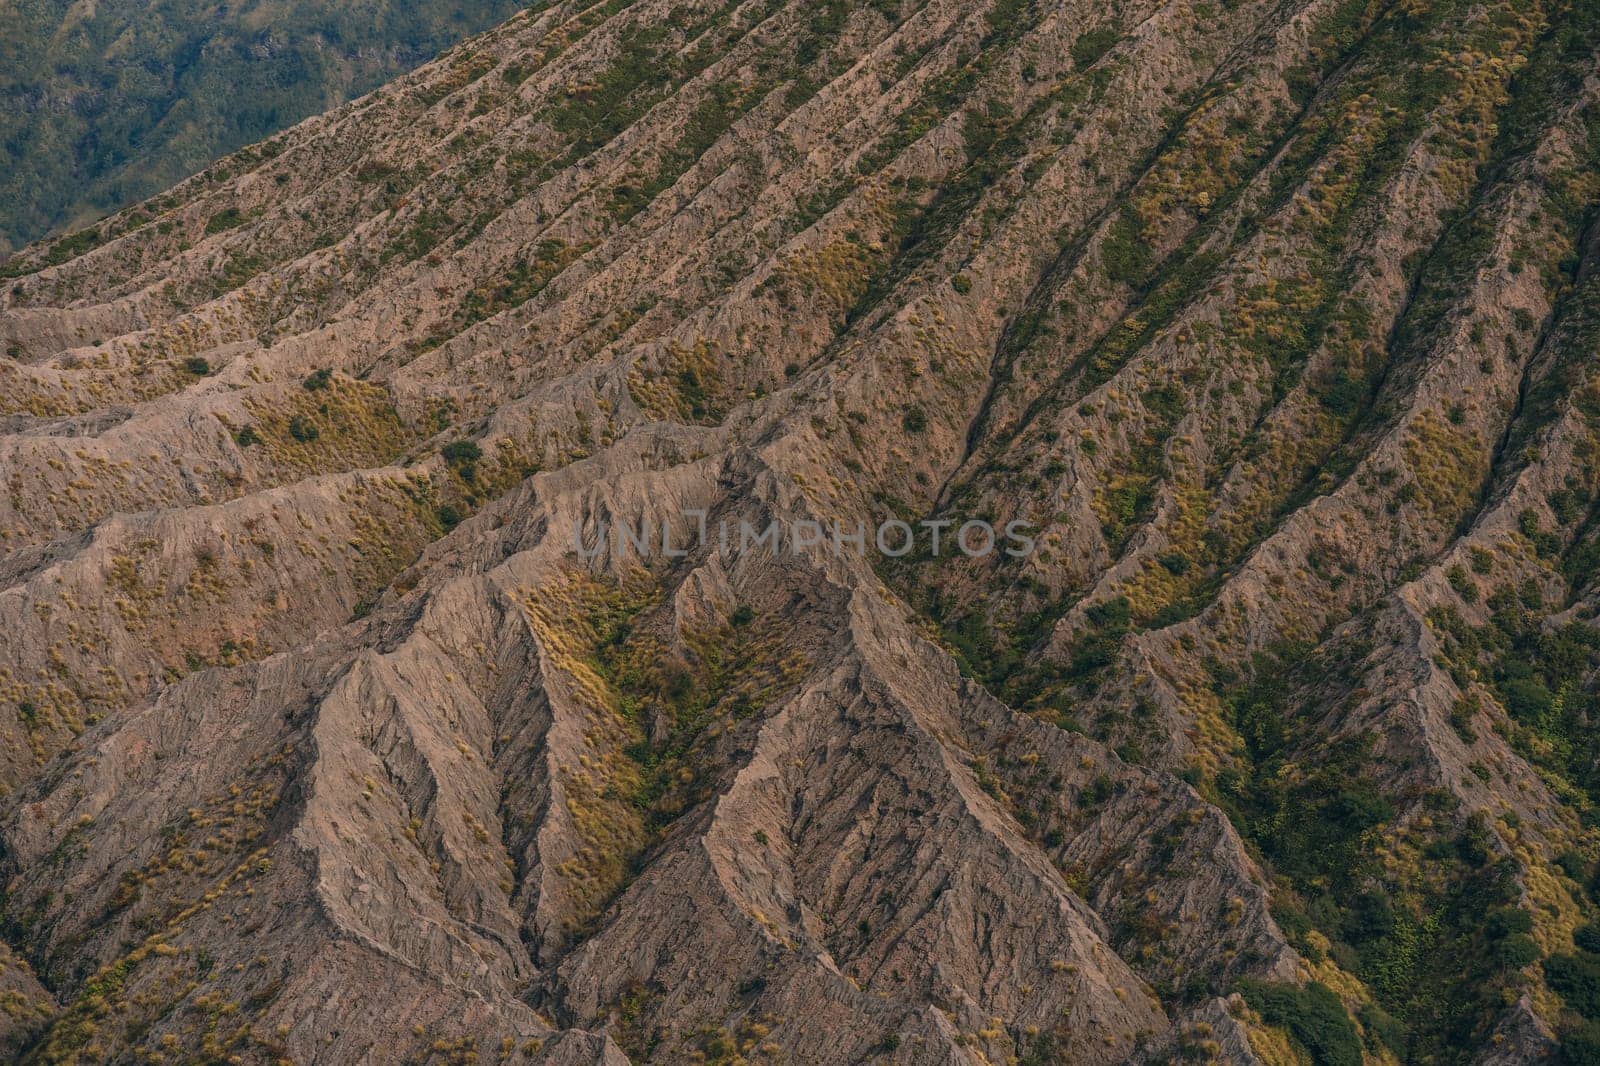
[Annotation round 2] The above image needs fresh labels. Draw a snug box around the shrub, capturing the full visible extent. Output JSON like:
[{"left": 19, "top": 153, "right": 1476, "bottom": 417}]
[
  {"left": 1446, "top": 564, "right": 1477, "bottom": 601},
  {"left": 205, "top": 208, "right": 245, "bottom": 235},
  {"left": 902, "top": 406, "right": 928, "bottom": 432},
  {"left": 441, "top": 440, "right": 483, "bottom": 465},
  {"left": 1519, "top": 508, "right": 1560, "bottom": 556},
  {"left": 730, "top": 604, "right": 754, "bottom": 627},
  {"left": 184, "top": 357, "right": 212, "bottom": 376},
  {"left": 1158, "top": 552, "right": 1191, "bottom": 575},
  {"left": 303, "top": 368, "right": 333, "bottom": 390},
  {"left": 1487, "top": 908, "right": 1534, "bottom": 939},
  {"left": 1143, "top": 383, "right": 1185, "bottom": 423},
  {"left": 1495, "top": 934, "right": 1541, "bottom": 969},
  {"left": 951, "top": 274, "right": 973, "bottom": 294},
  {"left": 1237, "top": 980, "right": 1361, "bottom": 1066},
  {"left": 1501, "top": 677, "right": 1553, "bottom": 724},
  {"left": 1101, "top": 207, "right": 1151, "bottom": 287},
  {"left": 1070, "top": 25, "right": 1120, "bottom": 67},
  {"left": 1313, "top": 370, "right": 1364, "bottom": 416},
  {"left": 288, "top": 415, "right": 319, "bottom": 442},
  {"left": 1358, "top": 1003, "right": 1406, "bottom": 1056},
  {"left": 1341, "top": 890, "right": 1394, "bottom": 944},
  {"left": 1547, "top": 953, "right": 1600, "bottom": 1018},
  {"left": 1066, "top": 596, "right": 1132, "bottom": 679},
  {"left": 234, "top": 425, "right": 260, "bottom": 447},
  {"left": 1562, "top": 1020, "right": 1600, "bottom": 1065}
]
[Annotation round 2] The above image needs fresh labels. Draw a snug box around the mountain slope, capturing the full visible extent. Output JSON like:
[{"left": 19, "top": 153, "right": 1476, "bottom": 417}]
[{"left": 2, "top": 0, "right": 1600, "bottom": 1062}]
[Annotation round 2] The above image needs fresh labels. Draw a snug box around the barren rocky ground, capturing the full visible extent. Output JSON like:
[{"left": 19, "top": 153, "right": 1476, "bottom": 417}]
[{"left": 1, "top": 0, "right": 1599, "bottom": 1062}]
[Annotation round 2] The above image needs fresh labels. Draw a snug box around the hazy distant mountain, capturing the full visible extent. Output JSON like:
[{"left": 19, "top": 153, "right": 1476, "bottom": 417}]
[
  {"left": 2, "top": 0, "right": 1600, "bottom": 1062},
  {"left": 0, "top": 0, "right": 531, "bottom": 254}
]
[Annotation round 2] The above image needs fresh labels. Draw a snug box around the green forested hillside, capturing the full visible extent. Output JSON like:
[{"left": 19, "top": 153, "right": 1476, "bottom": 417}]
[{"left": 0, "top": 0, "right": 530, "bottom": 254}]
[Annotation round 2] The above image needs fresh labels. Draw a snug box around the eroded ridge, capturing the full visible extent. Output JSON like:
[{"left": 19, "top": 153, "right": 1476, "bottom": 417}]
[{"left": 3, "top": 0, "right": 1600, "bottom": 1061}]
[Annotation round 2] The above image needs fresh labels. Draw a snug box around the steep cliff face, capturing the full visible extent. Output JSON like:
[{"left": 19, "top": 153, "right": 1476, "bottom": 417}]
[{"left": 2, "top": 0, "right": 1600, "bottom": 1062}]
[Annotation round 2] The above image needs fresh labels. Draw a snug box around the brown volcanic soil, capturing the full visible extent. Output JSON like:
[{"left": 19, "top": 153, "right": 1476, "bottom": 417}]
[{"left": 2, "top": 0, "right": 1600, "bottom": 1062}]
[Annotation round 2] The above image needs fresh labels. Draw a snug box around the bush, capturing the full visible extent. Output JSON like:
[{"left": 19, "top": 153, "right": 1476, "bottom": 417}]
[
  {"left": 1547, "top": 953, "right": 1600, "bottom": 1019},
  {"left": 1496, "top": 934, "right": 1541, "bottom": 969},
  {"left": 1576, "top": 923, "right": 1600, "bottom": 955},
  {"left": 1358, "top": 1003, "right": 1407, "bottom": 1056},
  {"left": 1238, "top": 980, "right": 1361, "bottom": 1066},
  {"left": 441, "top": 440, "right": 483, "bottom": 465},
  {"left": 902, "top": 406, "right": 928, "bottom": 433},
  {"left": 1447, "top": 564, "right": 1477, "bottom": 601},
  {"left": 1101, "top": 207, "right": 1151, "bottom": 287},
  {"left": 1065, "top": 596, "right": 1132, "bottom": 679},
  {"left": 288, "top": 415, "right": 319, "bottom": 442},
  {"left": 233, "top": 425, "right": 260, "bottom": 447},
  {"left": 1070, "top": 24, "right": 1120, "bottom": 67},
  {"left": 303, "top": 368, "right": 333, "bottom": 390},
  {"left": 1501, "top": 677, "right": 1553, "bottom": 723},
  {"left": 1313, "top": 370, "right": 1364, "bottom": 416},
  {"left": 205, "top": 208, "right": 245, "bottom": 235},
  {"left": 1159, "top": 551, "right": 1191, "bottom": 575},
  {"left": 1341, "top": 890, "right": 1395, "bottom": 944},
  {"left": 1562, "top": 1020, "right": 1600, "bottom": 1065},
  {"left": 184, "top": 356, "right": 212, "bottom": 375},
  {"left": 1487, "top": 907, "right": 1534, "bottom": 939}
]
